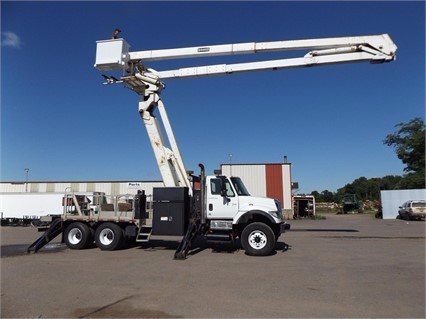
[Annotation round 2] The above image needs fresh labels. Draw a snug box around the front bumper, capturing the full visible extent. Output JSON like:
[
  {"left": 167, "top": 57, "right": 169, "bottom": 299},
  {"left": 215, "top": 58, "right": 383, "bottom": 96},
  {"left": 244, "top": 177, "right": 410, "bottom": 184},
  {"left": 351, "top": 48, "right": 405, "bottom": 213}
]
[
  {"left": 280, "top": 222, "right": 291, "bottom": 233},
  {"left": 409, "top": 212, "right": 426, "bottom": 219}
]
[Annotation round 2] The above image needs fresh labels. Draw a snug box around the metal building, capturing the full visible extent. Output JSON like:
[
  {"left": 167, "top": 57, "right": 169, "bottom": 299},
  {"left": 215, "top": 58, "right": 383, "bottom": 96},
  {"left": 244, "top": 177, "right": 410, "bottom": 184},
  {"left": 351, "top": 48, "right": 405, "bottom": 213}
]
[
  {"left": 221, "top": 161, "right": 294, "bottom": 218},
  {"left": 0, "top": 181, "right": 163, "bottom": 195}
]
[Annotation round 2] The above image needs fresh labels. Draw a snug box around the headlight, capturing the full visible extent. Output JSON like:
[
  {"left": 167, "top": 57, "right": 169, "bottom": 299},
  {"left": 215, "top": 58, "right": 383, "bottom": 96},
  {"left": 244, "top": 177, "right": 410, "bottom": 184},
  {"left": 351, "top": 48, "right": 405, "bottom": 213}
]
[
  {"left": 273, "top": 199, "right": 283, "bottom": 220},
  {"left": 269, "top": 210, "right": 283, "bottom": 220},
  {"left": 274, "top": 199, "right": 282, "bottom": 213}
]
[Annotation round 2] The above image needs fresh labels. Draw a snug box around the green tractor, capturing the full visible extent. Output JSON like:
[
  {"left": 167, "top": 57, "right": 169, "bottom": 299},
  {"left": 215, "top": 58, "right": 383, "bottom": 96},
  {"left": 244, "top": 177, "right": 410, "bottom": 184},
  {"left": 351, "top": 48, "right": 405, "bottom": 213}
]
[{"left": 340, "top": 194, "right": 363, "bottom": 214}]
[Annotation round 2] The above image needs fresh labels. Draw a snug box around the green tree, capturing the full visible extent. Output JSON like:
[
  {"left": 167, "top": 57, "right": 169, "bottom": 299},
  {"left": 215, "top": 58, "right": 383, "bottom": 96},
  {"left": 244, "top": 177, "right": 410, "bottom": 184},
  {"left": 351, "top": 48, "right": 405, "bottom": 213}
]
[
  {"left": 336, "top": 177, "right": 384, "bottom": 201},
  {"left": 384, "top": 117, "right": 425, "bottom": 189},
  {"left": 379, "top": 175, "right": 403, "bottom": 190},
  {"left": 311, "top": 190, "right": 320, "bottom": 200},
  {"left": 321, "top": 190, "right": 334, "bottom": 202}
]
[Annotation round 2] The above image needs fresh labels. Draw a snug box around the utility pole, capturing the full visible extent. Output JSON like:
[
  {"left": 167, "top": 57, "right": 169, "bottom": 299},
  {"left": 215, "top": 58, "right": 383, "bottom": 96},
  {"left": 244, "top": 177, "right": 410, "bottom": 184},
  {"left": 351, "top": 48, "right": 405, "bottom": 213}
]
[
  {"left": 228, "top": 154, "right": 233, "bottom": 176},
  {"left": 24, "top": 168, "right": 29, "bottom": 192}
]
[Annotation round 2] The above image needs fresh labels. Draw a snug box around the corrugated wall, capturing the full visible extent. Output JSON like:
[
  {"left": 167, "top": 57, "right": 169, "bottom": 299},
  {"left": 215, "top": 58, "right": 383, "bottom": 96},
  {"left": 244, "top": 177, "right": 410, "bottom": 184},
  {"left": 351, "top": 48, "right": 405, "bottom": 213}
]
[
  {"left": 0, "top": 181, "right": 163, "bottom": 196},
  {"left": 0, "top": 183, "right": 26, "bottom": 192},
  {"left": 221, "top": 165, "right": 266, "bottom": 197},
  {"left": 221, "top": 163, "right": 292, "bottom": 211}
]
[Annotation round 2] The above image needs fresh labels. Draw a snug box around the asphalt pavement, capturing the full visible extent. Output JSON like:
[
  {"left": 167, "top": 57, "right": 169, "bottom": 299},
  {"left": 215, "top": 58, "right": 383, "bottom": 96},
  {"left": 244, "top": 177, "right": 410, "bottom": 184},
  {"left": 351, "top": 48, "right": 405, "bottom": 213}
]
[{"left": 1, "top": 213, "right": 425, "bottom": 318}]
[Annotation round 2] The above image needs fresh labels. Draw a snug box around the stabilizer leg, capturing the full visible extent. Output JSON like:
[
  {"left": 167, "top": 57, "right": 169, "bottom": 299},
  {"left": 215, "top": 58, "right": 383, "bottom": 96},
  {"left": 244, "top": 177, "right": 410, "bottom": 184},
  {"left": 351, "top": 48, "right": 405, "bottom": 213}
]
[
  {"left": 174, "top": 221, "right": 199, "bottom": 260},
  {"left": 27, "top": 218, "right": 64, "bottom": 253}
]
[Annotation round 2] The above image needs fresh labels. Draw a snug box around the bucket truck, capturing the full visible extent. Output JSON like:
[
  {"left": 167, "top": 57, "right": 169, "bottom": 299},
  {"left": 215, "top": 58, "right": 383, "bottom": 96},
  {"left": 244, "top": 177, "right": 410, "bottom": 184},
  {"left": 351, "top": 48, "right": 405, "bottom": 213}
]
[{"left": 28, "top": 34, "right": 397, "bottom": 259}]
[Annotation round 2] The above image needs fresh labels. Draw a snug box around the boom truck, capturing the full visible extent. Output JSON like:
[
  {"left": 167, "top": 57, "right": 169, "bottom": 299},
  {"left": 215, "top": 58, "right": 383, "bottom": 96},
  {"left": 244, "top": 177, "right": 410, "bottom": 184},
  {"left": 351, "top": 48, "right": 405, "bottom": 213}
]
[{"left": 28, "top": 34, "right": 397, "bottom": 259}]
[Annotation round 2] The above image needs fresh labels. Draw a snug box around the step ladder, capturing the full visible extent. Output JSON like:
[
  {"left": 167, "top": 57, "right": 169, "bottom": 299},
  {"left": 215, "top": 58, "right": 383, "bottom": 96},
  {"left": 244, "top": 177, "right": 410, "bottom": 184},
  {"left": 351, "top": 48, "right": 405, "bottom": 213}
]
[{"left": 136, "top": 225, "right": 152, "bottom": 242}]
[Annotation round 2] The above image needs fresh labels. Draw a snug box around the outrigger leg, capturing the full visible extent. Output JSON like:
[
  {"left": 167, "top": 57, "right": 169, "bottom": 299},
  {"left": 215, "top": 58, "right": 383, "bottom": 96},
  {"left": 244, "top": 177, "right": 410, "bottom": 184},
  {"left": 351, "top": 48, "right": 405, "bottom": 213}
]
[
  {"left": 174, "top": 220, "right": 199, "bottom": 260},
  {"left": 27, "top": 218, "right": 64, "bottom": 253}
]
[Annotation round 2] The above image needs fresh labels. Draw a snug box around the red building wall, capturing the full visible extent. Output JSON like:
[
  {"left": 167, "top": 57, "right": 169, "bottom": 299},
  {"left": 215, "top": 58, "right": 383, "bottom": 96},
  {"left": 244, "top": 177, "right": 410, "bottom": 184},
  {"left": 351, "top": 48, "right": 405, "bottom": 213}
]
[{"left": 265, "top": 164, "right": 283, "bottom": 204}]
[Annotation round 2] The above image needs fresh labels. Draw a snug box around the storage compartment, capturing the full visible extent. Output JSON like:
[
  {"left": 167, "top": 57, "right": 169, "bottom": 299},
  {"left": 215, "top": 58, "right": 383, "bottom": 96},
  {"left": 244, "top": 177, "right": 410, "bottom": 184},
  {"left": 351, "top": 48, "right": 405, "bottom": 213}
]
[{"left": 152, "top": 187, "right": 189, "bottom": 236}]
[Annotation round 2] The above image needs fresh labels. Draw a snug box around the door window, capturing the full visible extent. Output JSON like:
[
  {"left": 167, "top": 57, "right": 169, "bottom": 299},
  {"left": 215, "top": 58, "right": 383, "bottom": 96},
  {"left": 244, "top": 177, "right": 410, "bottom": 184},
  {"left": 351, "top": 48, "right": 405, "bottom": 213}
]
[{"left": 210, "top": 178, "right": 235, "bottom": 197}]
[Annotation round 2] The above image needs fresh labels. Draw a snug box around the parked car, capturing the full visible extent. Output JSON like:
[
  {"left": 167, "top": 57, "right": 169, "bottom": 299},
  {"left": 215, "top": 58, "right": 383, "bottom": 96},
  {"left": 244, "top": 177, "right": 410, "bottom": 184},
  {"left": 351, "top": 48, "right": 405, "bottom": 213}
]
[{"left": 398, "top": 200, "right": 426, "bottom": 220}]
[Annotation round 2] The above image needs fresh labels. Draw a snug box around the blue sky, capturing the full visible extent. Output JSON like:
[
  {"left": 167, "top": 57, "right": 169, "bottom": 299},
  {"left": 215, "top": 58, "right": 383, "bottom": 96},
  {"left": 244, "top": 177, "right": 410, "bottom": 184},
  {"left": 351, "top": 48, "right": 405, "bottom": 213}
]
[{"left": 1, "top": 1, "right": 425, "bottom": 194}]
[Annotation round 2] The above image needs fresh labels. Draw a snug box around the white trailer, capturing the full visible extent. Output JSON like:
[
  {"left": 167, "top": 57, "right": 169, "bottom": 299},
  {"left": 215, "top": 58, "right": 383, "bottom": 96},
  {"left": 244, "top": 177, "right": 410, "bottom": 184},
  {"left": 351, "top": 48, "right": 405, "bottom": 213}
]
[
  {"left": 0, "top": 193, "right": 65, "bottom": 220},
  {"left": 0, "top": 192, "right": 105, "bottom": 225}
]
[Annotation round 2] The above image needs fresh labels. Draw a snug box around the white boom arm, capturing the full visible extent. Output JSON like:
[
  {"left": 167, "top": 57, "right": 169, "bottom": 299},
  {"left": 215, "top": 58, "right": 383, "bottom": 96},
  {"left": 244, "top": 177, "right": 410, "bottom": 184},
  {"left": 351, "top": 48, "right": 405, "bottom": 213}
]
[
  {"left": 129, "top": 34, "right": 396, "bottom": 79},
  {"left": 94, "top": 34, "right": 397, "bottom": 191},
  {"left": 129, "top": 34, "right": 396, "bottom": 61}
]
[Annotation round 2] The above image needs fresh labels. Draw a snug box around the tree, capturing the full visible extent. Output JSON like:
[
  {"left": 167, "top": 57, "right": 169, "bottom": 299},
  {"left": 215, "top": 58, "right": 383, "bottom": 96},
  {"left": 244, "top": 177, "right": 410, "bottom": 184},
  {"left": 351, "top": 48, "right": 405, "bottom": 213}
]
[
  {"left": 336, "top": 177, "right": 379, "bottom": 201},
  {"left": 379, "top": 175, "right": 403, "bottom": 190},
  {"left": 384, "top": 117, "right": 425, "bottom": 189},
  {"left": 310, "top": 190, "right": 335, "bottom": 202},
  {"left": 395, "top": 172, "right": 425, "bottom": 189},
  {"left": 321, "top": 190, "right": 335, "bottom": 202},
  {"left": 384, "top": 117, "right": 425, "bottom": 173}
]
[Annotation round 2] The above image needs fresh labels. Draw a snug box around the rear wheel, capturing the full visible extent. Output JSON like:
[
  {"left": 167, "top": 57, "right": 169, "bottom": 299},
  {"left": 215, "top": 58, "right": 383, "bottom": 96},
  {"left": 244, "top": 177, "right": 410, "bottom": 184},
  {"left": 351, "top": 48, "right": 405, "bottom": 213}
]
[
  {"left": 95, "top": 223, "right": 124, "bottom": 251},
  {"left": 241, "top": 222, "right": 275, "bottom": 256},
  {"left": 64, "top": 222, "right": 92, "bottom": 250}
]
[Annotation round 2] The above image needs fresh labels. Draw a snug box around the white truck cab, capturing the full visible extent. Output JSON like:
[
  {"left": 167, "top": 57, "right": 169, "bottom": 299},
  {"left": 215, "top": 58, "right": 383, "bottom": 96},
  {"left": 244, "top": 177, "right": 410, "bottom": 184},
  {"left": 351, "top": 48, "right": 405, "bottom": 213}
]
[
  {"left": 205, "top": 174, "right": 287, "bottom": 256},
  {"left": 207, "top": 175, "right": 283, "bottom": 223}
]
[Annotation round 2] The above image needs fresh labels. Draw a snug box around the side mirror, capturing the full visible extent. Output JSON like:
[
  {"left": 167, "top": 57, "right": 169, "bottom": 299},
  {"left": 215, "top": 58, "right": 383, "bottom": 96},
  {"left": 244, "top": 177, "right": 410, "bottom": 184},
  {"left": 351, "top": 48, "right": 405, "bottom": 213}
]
[{"left": 220, "top": 177, "right": 228, "bottom": 197}]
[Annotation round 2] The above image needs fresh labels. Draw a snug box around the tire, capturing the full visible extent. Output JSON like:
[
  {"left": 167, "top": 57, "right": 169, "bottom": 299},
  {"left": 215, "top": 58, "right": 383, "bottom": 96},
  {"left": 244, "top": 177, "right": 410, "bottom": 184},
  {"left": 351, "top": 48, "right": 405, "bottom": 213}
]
[
  {"left": 95, "top": 223, "right": 124, "bottom": 251},
  {"left": 64, "top": 222, "right": 92, "bottom": 250},
  {"left": 241, "top": 222, "right": 276, "bottom": 256}
]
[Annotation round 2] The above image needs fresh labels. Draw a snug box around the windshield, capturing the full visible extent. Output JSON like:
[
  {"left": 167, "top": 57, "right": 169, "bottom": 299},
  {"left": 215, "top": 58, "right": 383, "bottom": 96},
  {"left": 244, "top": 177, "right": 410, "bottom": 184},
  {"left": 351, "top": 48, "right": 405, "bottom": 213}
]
[{"left": 230, "top": 177, "right": 250, "bottom": 196}]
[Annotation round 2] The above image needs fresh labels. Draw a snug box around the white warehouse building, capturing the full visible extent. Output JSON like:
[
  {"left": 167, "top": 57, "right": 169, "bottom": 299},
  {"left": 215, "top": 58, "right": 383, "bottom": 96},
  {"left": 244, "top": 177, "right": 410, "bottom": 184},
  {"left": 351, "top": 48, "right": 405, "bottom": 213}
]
[{"left": 0, "top": 180, "right": 164, "bottom": 196}]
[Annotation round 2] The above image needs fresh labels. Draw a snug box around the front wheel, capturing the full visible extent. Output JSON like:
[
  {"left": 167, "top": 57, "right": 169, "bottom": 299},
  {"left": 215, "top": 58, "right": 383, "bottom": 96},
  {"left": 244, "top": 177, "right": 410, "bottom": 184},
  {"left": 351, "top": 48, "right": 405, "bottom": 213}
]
[
  {"left": 95, "top": 223, "right": 124, "bottom": 251},
  {"left": 241, "top": 222, "right": 276, "bottom": 256}
]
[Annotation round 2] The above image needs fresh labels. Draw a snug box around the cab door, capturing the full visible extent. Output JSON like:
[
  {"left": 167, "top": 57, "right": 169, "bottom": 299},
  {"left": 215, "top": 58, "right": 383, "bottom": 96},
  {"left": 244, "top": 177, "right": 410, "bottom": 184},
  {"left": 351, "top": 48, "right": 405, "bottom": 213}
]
[{"left": 207, "top": 177, "right": 239, "bottom": 219}]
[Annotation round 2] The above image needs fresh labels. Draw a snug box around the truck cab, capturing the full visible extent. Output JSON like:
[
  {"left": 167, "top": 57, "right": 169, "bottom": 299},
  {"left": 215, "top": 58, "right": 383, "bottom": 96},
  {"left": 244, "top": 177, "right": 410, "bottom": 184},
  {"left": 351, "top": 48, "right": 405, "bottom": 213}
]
[{"left": 205, "top": 174, "right": 287, "bottom": 256}]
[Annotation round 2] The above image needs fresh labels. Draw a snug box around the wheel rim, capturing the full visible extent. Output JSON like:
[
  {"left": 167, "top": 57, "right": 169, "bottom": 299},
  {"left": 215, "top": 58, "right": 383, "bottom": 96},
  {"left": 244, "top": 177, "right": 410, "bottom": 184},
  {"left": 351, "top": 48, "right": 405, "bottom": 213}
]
[
  {"left": 99, "top": 228, "right": 114, "bottom": 246},
  {"left": 248, "top": 230, "right": 267, "bottom": 250},
  {"left": 68, "top": 228, "right": 82, "bottom": 245}
]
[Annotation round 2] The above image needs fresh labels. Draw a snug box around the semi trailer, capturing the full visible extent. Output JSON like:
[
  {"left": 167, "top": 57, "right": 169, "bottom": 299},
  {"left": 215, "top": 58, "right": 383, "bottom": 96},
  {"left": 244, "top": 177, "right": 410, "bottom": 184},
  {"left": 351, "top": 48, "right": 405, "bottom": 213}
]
[
  {"left": 28, "top": 33, "right": 397, "bottom": 258},
  {"left": 1, "top": 192, "right": 65, "bottom": 226}
]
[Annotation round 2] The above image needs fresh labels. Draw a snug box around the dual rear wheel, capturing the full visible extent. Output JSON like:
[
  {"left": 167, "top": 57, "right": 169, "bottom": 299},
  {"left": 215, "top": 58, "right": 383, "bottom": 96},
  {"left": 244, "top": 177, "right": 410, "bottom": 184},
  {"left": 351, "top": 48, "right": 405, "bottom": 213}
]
[
  {"left": 94, "top": 223, "right": 124, "bottom": 251},
  {"left": 64, "top": 222, "right": 124, "bottom": 251}
]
